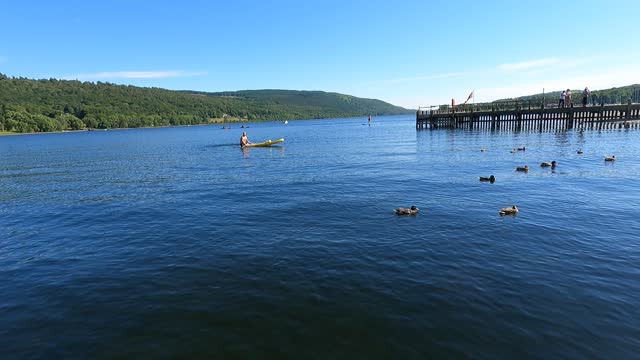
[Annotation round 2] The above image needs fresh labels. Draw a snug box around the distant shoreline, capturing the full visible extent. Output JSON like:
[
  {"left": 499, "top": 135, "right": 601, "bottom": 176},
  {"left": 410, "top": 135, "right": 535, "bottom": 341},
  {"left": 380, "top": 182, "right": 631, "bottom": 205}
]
[
  {"left": 0, "top": 129, "right": 106, "bottom": 137},
  {"left": 0, "top": 120, "right": 285, "bottom": 137},
  {"left": 0, "top": 124, "right": 207, "bottom": 137},
  {"left": 0, "top": 131, "right": 19, "bottom": 136},
  {"left": 0, "top": 115, "right": 403, "bottom": 137}
]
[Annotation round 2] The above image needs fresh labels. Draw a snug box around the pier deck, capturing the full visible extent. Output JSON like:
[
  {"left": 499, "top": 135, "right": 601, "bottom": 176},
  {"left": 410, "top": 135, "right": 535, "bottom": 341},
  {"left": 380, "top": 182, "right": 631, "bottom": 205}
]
[{"left": 416, "top": 102, "right": 640, "bottom": 131}]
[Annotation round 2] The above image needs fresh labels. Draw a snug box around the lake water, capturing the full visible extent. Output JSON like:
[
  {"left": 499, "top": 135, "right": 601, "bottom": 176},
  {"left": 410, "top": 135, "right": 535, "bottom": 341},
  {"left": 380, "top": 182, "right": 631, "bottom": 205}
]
[{"left": 1, "top": 115, "right": 639, "bottom": 359}]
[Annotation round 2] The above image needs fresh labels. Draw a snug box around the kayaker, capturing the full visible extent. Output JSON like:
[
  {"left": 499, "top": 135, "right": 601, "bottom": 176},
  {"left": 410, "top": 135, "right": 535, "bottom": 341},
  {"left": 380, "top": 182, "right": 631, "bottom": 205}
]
[{"left": 240, "top": 132, "right": 251, "bottom": 147}]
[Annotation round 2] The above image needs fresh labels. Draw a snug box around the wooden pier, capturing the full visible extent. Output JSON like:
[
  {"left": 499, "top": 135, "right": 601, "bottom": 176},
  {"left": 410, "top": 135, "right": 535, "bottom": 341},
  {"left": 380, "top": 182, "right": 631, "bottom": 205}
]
[{"left": 416, "top": 101, "right": 640, "bottom": 131}]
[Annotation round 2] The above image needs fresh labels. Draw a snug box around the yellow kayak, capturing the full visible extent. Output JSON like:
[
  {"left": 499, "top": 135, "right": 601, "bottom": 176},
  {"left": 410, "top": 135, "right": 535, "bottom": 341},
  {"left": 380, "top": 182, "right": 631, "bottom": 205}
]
[{"left": 244, "top": 138, "right": 285, "bottom": 147}]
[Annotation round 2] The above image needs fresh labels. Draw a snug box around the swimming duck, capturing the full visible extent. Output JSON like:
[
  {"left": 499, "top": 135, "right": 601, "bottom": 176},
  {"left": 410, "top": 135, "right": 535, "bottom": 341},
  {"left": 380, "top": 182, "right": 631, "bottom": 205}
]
[
  {"left": 510, "top": 149, "right": 517, "bottom": 154},
  {"left": 604, "top": 155, "right": 616, "bottom": 162},
  {"left": 516, "top": 166, "right": 529, "bottom": 172},
  {"left": 517, "top": 146, "right": 526, "bottom": 151},
  {"left": 540, "top": 161, "right": 557, "bottom": 168},
  {"left": 395, "top": 205, "right": 419, "bottom": 216},
  {"left": 479, "top": 175, "right": 496, "bottom": 183},
  {"left": 480, "top": 148, "right": 487, "bottom": 152},
  {"left": 499, "top": 205, "right": 519, "bottom": 216},
  {"left": 577, "top": 149, "right": 584, "bottom": 154}
]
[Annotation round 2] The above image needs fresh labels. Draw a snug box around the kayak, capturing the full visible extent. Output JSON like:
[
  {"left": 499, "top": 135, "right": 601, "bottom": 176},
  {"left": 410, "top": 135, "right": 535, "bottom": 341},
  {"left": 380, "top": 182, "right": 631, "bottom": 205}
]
[{"left": 243, "top": 138, "right": 285, "bottom": 147}]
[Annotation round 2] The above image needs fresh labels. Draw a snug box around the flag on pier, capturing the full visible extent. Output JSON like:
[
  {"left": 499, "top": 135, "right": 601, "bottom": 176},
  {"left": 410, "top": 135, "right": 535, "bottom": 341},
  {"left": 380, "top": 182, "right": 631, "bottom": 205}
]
[{"left": 463, "top": 90, "right": 474, "bottom": 105}]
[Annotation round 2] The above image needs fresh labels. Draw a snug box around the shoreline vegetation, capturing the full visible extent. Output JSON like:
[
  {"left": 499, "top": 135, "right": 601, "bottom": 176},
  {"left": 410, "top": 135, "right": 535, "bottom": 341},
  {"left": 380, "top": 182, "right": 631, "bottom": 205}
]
[
  {"left": 0, "top": 115, "right": 291, "bottom": 136},
  {"left": 0, "top": 73, "right": 410, "bottom": 134},
  {"left": 0, "top": 122, "right": 245, "bottom": 137},
  {"left": 208, "top": 116, "right": 248, "bottom": 124}
]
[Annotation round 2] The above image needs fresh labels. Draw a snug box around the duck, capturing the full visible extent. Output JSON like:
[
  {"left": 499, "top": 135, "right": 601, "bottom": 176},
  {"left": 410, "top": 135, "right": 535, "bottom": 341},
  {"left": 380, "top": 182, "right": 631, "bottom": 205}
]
[
  {"left": 516, "top": 166, "right": 529, "bottom": 172},
  {"left": 480, "top": 148, "right": 487, "bottom": 152},
  {"left": 540, "top": 161, "right": 557, "bottom": 168},
  {"left": 604, "top": 155, "right": 616, "bottom": 162},
  {"left": 517, "top": 146, "right": 526, "bottom": 151},
  {"left": 479, "top": 175, "right": 496, "bottom": 183},
  {"left": 577, "top": 149, "right": 584, "bottom": 154},
  {"left": 395, "top": 205, "right": 419, "bottom": 216},
  {"left": 499, "top": 205, "right": 519, "bottom": 216},
  {"left": 510, "top": 149, "right": 517, "bottom": 154}
]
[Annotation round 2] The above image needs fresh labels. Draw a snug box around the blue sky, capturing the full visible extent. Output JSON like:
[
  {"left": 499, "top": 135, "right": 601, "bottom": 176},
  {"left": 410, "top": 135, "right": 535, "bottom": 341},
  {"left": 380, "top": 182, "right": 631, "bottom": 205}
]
[{"left": 2, "top": 0, "right": 639, "bottom": 108}]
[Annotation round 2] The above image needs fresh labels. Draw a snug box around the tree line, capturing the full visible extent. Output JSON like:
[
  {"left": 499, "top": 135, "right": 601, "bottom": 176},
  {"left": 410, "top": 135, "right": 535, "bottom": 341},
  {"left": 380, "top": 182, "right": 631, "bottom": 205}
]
[{"left": 0, "top": 74, "right": 410, "bottom": 133}]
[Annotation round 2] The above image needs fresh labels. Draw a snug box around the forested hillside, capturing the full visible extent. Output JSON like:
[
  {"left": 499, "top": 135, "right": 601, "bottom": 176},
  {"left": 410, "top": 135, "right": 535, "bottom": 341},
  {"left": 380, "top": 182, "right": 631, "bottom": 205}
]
[{"left": 0, "top": 74, "right": 410, "bottom": 133}]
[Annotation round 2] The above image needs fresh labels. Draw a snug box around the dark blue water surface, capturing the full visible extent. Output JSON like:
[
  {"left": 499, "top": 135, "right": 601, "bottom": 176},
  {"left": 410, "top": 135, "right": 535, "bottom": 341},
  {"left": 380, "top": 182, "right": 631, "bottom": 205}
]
[{"left": 1, "top": 115, "right": 640, "bottom": 359}]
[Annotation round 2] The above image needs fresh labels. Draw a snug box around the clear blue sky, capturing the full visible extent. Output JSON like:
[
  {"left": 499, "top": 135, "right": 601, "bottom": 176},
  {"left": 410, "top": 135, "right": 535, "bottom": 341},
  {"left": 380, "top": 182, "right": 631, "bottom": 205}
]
[{"left": 2, "top": 0, "right": 639, "bottom": 108}]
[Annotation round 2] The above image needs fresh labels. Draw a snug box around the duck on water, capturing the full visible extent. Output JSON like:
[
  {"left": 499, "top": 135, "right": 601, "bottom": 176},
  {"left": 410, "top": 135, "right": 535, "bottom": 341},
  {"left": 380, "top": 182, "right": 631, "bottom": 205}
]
[
  {"left": 479, "top": 175, "right": 496, "bottom": 183},
  {"left": 499, "top": 206, "right": 519, "bottom": 216},
  {"left": 395, "top": 206, "right": 419, "bottom": 216}
]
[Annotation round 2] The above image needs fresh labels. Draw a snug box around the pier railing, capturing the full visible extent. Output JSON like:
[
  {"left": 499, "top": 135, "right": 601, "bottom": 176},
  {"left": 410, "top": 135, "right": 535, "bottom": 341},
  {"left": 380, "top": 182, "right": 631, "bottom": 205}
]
[
  {"left": 417, "top": 99, "right": 628, "bottom": 116},
  {"left": 420, "top": 100, "right": 540, "bottom": 115},
  {"left": 417, "top": 101, "right": 640, "bottom": 131}
]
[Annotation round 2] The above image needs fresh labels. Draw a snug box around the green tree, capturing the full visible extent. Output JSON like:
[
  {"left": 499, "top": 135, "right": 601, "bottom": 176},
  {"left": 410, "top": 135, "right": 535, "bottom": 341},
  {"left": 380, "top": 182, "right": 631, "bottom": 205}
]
[
  {"left": 0, "top": 104, "right": 5, "bottom": 131},
  {"left": 56, "top": 113, "right": 84, "bottom": 130}
]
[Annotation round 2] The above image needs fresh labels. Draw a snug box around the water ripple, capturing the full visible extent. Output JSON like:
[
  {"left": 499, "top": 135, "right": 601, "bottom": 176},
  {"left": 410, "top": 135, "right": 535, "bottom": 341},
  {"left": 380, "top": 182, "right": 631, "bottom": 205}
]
[{"left": 1, "top": 116, "right": 640, "bottom": 358}]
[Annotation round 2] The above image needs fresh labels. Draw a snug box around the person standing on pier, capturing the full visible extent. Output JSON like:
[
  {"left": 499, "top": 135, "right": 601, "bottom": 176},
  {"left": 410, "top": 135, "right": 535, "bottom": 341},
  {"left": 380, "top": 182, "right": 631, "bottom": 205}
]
[
  {"left": 559, "top": 90, "right": 566, "bottom": 108},
  {"left": 582, "top": 87, "right": 591, "bottom": 107},
  {"left": 566, "top": 89, "right": 572, "bottom": 107}
]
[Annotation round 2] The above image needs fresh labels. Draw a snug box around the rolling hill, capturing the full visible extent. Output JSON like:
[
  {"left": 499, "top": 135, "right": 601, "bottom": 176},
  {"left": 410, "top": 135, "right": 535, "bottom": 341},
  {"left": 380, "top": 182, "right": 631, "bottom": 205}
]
[{"left": 0, "top": 74, "right": 411, "bottom": 133}]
